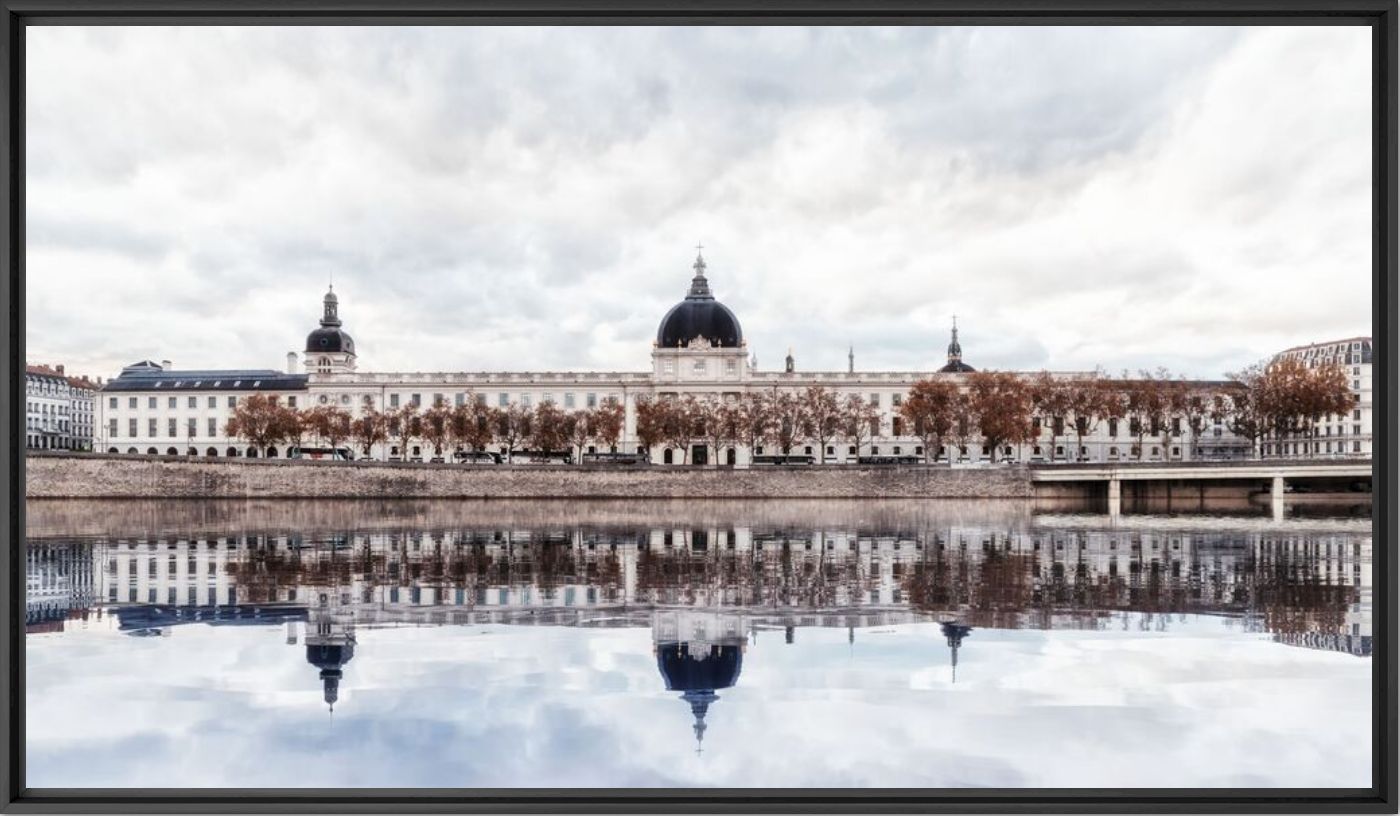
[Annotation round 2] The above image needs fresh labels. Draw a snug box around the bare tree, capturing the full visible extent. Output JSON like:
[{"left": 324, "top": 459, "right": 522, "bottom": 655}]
[
  {"left": 802, "top": 386, "right": 842, "bottom": 464},
  {"left": 701, "top": 397, "right": 740, "bottom": 466},
  {"left": 350, "top": 407, "right": 387, "bottom": 459},
  {"left": 841, "top": 394, "right": 880, "bottom": 461},
  {"left": 493, "top": 403, "right": 532, "bottom": 463},
  {"left": 766, "top": 389, "right": 808, "bottom": 456},
  {"left": 736, "top": 391, "right": 775, "bottom": 458}
]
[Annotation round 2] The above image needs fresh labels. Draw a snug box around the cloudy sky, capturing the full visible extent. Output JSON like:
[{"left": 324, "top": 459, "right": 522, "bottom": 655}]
[{"left": 25, "top": 25, "right": 1372, "bottom": 380}]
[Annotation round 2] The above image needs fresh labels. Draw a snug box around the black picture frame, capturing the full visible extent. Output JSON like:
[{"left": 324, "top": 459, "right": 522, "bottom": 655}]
[{"left": 2, "top": 2, "right": 1395, "bottom": 812}]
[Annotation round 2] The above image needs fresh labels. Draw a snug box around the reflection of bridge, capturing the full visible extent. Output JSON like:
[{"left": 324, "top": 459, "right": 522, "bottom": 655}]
[{"left": 1031, "top": 459, "right": 1372, "bottom": 515}]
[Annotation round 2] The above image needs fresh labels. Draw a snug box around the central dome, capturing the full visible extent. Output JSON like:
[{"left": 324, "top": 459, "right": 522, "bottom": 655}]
[{"left": 656, "top": 253, "right": 743, "bottom": 348}]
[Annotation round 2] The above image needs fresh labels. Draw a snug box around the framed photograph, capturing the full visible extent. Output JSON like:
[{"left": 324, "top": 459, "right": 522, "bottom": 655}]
[{"left": 4, "top": 2, "right": 1395, "bottom": 813}]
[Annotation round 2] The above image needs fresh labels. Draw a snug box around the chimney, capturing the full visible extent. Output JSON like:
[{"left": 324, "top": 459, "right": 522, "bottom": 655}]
[
  {"left": 56, "top": 364, "right": 64, "bottom": 375},
  {"left": 286, "top": 352, "right": 299, "bottom": 375},
  {"left": 160, "top": 359, "right": 172, "bottom": 371}
]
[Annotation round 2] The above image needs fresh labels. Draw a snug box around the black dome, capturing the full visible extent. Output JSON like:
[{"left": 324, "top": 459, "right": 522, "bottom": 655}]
[
  {"left": 656, "top": 254, "right": 743, "bottom": 349},
  {"left": 306, "top": 327, "right": 355, "bottom": 354},
  {"left": 306, "top": 286, "right": 355, "bottom": 355}
]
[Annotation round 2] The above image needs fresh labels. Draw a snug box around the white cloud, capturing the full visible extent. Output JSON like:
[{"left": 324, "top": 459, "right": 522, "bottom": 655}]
[{"left": 24, "top": 25, "right": 1371, "bottom": 379}]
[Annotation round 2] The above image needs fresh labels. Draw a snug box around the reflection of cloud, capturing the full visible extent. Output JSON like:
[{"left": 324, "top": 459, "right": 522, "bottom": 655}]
[
  {"left": 26, "top": 617, "right": 1370, "bottom": 789},
  {"left": 25, "top": 25, "right": 1370, "bottom": 380}
]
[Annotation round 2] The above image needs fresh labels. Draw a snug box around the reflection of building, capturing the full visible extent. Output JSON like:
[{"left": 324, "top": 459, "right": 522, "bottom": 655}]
[
  {"left": 25, "top": 542, "right": 95, "bottom": 633},
  {"left": 940, "top": 621, "right": 972, "bottom": 683},
  {"left": 653, "top": 611, "right": 746, "bottom": 753}
]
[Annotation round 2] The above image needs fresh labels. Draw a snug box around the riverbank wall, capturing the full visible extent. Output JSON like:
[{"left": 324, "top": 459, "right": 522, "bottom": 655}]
[{"left": 25, "top": 452, "right": 1034, "bottom": 500}]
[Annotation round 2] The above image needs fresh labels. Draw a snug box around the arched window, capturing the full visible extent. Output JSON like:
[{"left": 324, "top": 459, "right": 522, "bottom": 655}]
[
  {"left": 107, "top": 447, "right": 119, "bottom": 454},
  {"left": 247, "top": 448, "right": 258, "bottom": 458},
  {"left": 726, "top": 448, "right": 736, "bottom": 466},
  {"left": 266, "top": 447, "right": 279, "bottom": 458},
  {"left": 663, "top": 448, "right": 673, "bottom": 464},
  {"left": 146, "top": 447, "right": 158, "bottom": 455},
  {"left": 187, "top": 447, "right": 198, "bottom": 456},
  {"left": 227, "top": 447, "right": 239, "bottom": 457},
  {"left": 206, "top": 447, "right": 218, "bottom": 457},
  {"left": 165, "top": 447, "right": 178, "bottom": 456},
  {"left": 126, "top": 447, "right": 138, "bottom": 455}
]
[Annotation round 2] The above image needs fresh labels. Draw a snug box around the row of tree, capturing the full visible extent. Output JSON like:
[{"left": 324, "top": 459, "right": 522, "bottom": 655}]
[
  {"left": 224, "top": 359, "right": 1354, "bottom": 463},
  {"left": 225, "top": 396, "right": 626, "bottom": 461}
]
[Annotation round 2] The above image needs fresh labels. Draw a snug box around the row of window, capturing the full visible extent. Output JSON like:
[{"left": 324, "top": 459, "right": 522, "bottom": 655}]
[
  {"left": 109, "top": 394, "right": 262, "bottom": 410},
  {"left": 108, "top": 417, "right": 222, "bottom": 439}
]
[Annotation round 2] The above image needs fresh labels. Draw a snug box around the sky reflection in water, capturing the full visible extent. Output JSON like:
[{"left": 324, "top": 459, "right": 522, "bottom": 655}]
[{"left": 24, "top": 499, "right": 1373, "bottom": 789}]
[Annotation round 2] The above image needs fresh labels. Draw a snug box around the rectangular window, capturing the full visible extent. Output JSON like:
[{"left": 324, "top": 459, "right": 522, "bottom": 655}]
[
  {"left": 167, "top": 418, "right": 177, "bottom": 438},
  {"left": 869, "top": 393, "right": 879, "bottom": 406},
  {"left": 208, "top": 418, "right": 217, "bottom": 437},
  {"left": 411, "top": 394, "right": 421, "bottom": 407},
  {"left": 207, "top": 396, "right": 216, "bottom": 408},
  {"left": 148, "top": 418, "right": 157, "bottom": 436},
  {"left": 565, "top": 393, "right": 576, "bottom": 409},
  {"left": 108, "top": 418, "right": 118, "bottom": 438},
  {"left": 389, "top": 393, "right": 400, "bottom": 408},
  {"left": 498, "top": 393, "right": 508, "bottom": 407},
  {"left": 586, "top": 393, "right": 597, "bottom": 408},
  {"left": 433, "top": 393, "right": 444, "bottom": 407},
  {"left": 188, "top": 396, "right": 197, "bottom": 408},
  {"left": 148, "top": 397, "right": 157, "bottom": 409},
  {"left": 522, "top": 395, "right": 533, "bottom": 408},
  {"left": 455, "top": 393, "right": 465, "bottom": 407},
  {"left": 168, "top": 396, "right": 177, "bottom": 409},
  {"left": 892, "top": 394, "right": 902, "bottom": 407},
  {"left": 129, "top": 418, "right": 137, "bottom": 437},
  {"left": 228, "top": 396, "right": 236, "bottom": 408},
  {"left": 287, "top": 396, "right": 297, "bottom": 408},
  {"left": 187, "top": 418, "right": 197, "bottom": 437},
  {"left": 476, "top": 393, "right": 487, "bottom": 405},
  {"left": 108, "top": 397, "right": 117, "bottom": 409}
]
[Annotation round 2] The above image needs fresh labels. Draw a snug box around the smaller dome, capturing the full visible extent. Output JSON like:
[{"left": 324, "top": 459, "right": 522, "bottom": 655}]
[{"left": 306, "top": 327, "right": 355, "bottom": 354}]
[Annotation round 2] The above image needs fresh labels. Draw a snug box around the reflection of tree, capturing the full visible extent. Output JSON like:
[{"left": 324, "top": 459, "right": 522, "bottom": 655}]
[{"left": 96, "top": 521, "right": 1365, "bottom": 641}]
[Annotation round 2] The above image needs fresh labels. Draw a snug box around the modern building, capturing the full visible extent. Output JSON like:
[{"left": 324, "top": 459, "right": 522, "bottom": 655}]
[
  {"left": 95, "top": 251, "right": 1356, "bottom": 465},
  {"left": 26, "top": 364, "right": 101, "bottom": 451},
  {"left": 1264, "top": 337, "right": 1373, "bottom": 459}
]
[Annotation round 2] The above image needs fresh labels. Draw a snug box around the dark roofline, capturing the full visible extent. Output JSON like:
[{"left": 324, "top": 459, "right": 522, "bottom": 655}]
[{"left": 102, "top": 370, "right": 309, "bottom": 393}]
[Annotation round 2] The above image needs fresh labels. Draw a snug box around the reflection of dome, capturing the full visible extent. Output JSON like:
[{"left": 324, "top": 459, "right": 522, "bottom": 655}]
[
  {"left": 656, "top": 642, "right": 743, "bottom": 692},
  {"left": 656, "top": 253, "right": 743, "bottom": 348},
  {"left": 306, "top": 641, "right": 356, "bottom": 709},
  {"left": 657, "top": 641, "right": 744, "bottom": 754},
  {"left": 305, "top": 287, "right": 356, "bottom": 354}
]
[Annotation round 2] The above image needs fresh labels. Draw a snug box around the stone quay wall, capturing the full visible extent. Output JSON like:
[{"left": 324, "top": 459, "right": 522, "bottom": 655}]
[{"left": 26, "top": 452, "right": 1034, "bottom": 500}]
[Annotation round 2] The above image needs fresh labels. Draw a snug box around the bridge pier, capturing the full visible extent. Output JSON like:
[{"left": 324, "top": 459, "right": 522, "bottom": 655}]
[
  {"left": 1271, "top": 475, "right": 1285, "bottom": 501},
  {"left": 1107, "top": 476, "right": 1121, "bottom": 517}
]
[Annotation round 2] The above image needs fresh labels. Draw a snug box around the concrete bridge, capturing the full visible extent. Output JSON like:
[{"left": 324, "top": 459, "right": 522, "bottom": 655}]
[{"left": 1030, "top": 458, "right": 1373, "bottom": 516}]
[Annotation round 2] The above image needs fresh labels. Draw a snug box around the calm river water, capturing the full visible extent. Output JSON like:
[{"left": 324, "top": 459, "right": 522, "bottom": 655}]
[{"left": 24, "top": 498, "right": 1373, "bottom": 789}]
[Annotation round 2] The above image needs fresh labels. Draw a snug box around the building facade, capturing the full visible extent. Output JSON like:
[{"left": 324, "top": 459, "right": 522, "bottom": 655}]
[
  {"left": 95, "top": 252, "right": 1362, "bottom": 465},
  {"left": 1263, "top": 337, "right": 1374, "bottom": 459},
  {"left": 26, "top": 364, "right": 100, "bottom": 451}
]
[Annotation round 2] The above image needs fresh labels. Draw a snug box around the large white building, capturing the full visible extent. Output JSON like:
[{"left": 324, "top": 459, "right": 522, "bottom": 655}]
[
  {"left": 94, "top": 252, "right": 1362, "bottom": 465},
  {"left": 1263, "top": 337, "right": 1374, "bottom": 459}
]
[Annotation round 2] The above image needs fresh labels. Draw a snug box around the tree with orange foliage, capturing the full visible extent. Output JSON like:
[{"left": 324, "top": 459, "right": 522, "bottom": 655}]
[
  {"left": 900, "top": 378, "right": 959, "bottom": 464},
  {"left": 967, "top": 371, "right": 1034, "bottom": 460}
]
